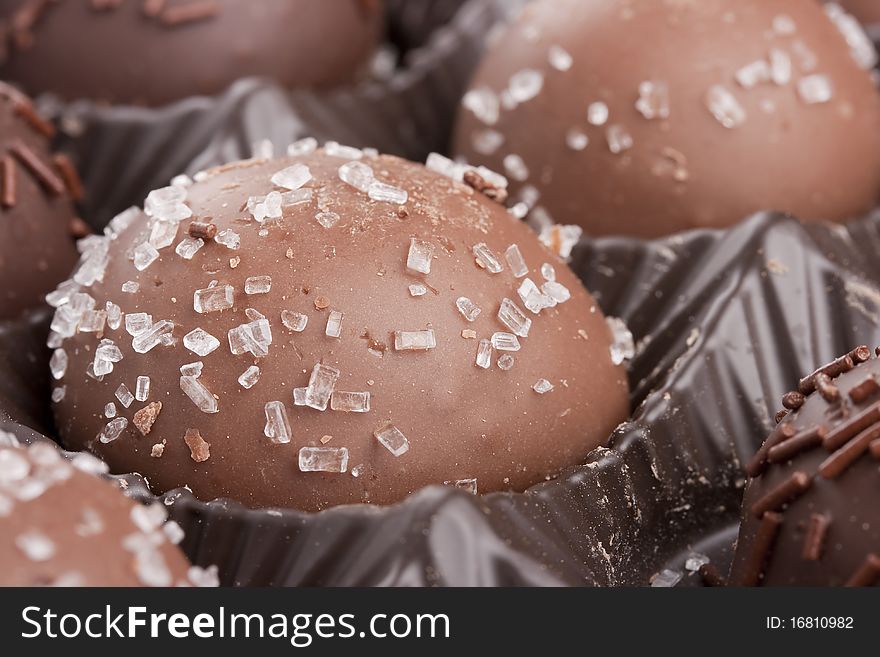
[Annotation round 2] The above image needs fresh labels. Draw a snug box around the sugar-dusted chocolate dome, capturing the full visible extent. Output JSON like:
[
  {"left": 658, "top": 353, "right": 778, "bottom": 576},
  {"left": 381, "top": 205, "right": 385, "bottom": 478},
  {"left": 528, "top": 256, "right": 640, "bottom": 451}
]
[
  {"left": 0, "top": 0, "right": 383, "bottom": 106},
  {"left": 50, "top": 145, "right": 630, "bottom": 511},
  {"left": 730, "top": 347, "right": 880, "bottom": 586},
  {"left": 0, "top": 82, "right": 79, "bottom": 319},
  {"left": 454, "top": 0, "right": 880, "bottom": 238},
  {"left": 0, "top": 438, "right": 212, "bottom": 586}
]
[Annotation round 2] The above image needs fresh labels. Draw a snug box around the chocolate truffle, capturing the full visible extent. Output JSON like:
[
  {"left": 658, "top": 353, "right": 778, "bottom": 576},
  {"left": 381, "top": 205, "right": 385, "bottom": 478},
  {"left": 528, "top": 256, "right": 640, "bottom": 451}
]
[
  {"left": 454, "top": 0, "right": 880, "bottom": 238},
  {"left": 0, "top": 0, "right": 383, "bottom": 106},
  {"left": 0, "top": 437, "right": 214, "bottom": 586},
  {"left": 50, "top": 144, "right": 630, "bottom": 511},
  {"left": 729, "top": 346, "right": 880, "bottom": 586},
  {"left": 0, "top": 82, "right": 79, "bottom": 320}
]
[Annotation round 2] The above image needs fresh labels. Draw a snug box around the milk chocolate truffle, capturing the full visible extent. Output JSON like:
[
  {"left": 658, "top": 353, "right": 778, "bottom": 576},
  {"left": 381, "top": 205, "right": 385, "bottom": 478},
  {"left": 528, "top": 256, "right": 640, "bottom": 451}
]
[
  {"left": 0, "top": 0, "right": 383, "bottom": 106},
  {"left": 0, "top": 82, "right": 79, "bottom": 320},
  {"left": 0, "top": 437, "right": 214, "bottom": 586},
  {"left": 454, "top": 0, "right": 880, "bottom": 238},
  {"left": 730, "top": 346, "right": 880, "bottom": 586},
  {"left": 50, "top": 144, "right": 630, "bottom": 511}
]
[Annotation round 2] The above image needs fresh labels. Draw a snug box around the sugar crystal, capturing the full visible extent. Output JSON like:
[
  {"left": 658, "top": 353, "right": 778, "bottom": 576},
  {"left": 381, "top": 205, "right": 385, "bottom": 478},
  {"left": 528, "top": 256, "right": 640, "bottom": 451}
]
[
  {"left": 497, "top": 354, "right": 515, "bottom": 371},
  {"left": 472, "top": 129, "right": 504, "bottom": 155},
  {"left": 122, "top": 281, "right": 139, "bottom": 294},
  {"left": 374, "top": 423, "right": 410, "bottom": 457},
  {"left": 115, "top": 384, "right": 134, "bottom": 408},
  {"left": 281, "top": 310, "right": 308, "bottom": 332},
  {"left": 533, "top": 379, "right": 554, "bottom": 394},
  {"left": 735, "top": 60, "right": 771, "bottom": 89},
  {"left": 193, "top": 284, "right": 234, "bottom": 313},
  {"left": 797, "top": 74, "right": 833, "bottom": 104},
  {"left": 98, "top": 417, "right": 128, "bottom": 444},
  {"left": 263, "top": 401, "right": 292, "bottom": 444},
  {"left": 105, "top": 302, "right": 122, "bottom": 330},
  {"left": 456, "top": 297, "right": 481, "bottom": 322},
  {"left": 149, "top": 219, "right": 178, "bottom": 250},
  {"left": 175, "top": 237, "right": 204, "bottom": 260},
  {"left": 407, "top": 238, "right": 435, "bottom": 274},
  {"left": 542, "top": 280, "right": 571, "bottom": 303},
  {"left": 704, "top": 85, "right": 746, "bottom": 128},
  {"left": 16, "top": 531, "right": 56, "bottom": 561},
  {"left": 445, "top": 478, "right": 477, "bottom": 495},
  {"left": 548, "top": 45, "right": 572, "bottom": 71},
  {"left": 505, "top": 244, "right": 529, "bottom": 278},
  {"left": 238, "top": 366, "right": 261, "bottom": 389},
  {"left": 503, "top": 154, "right": 529, "bottom": 182},
  {"left": 132, "top": 242, "right": 160, "bottom": 271},
  {"left": 475, "top": 339, "right": 492, "bottom": 369},
  {"left": 136, "top": 376, "right": 150, "bottom": 402},
  {"left": 472, "top": 243, "right": 503, "bottom": 273},
  {"left": 271, "top": 163, "right": 311, "bottom": 191},
  {"left": 491, "top": 332, "right": 521, "bottom": 352},
  {"left": 409, "top": 284, "right": 427, "bottom": 297},
  {"left": 508, "top": 69, "right": 543, "bottom": 104},
  {"left": 635, "top": 80, "right": 670, "bottom": 120},
  {"left": 498, "top": 298, "right": 532, "bottom": 336},
  {"left": 215, "top": 229, "right": 240, "bottom": 250},
  {"left": 394, "top": 329, "right": 436, "bottom": 351},
  {"left": 587, "top": 101, "right": 609, "bottom": 126},
  {"left": 338, "top": 161, "right": 374, "bottom": 192},
  {"left": 315, "top": 211, "right": 340, "bottom": 229},
  {"left": 368, "top": 181, "right": 408, "bottom": 204},
  {"left": 462, "top": 86, "right": 499, "bottom": 125},
  {"left": 49, "top": 349, "right": 67, "bottom": 380},
  {"left": 287, "top": 137, "right": 318, "bottom": 156},
  {"left": 324, "top": 141, "right": 363, "bottom": 160},
  {"left": 651, "top": 569, "right": 682, "bottom": 588},
  {"left": 299, "top": 446, "right": 349, "bottom": 473},
  {"left": 183, "top": 328, "right": 220, "bottom": 356},
  {"left": 304, "top": 363, "right": 340, "bottom": 411},
  {"left": 132, "top": 320, "right": 174, "bottom": 354},
  {"left": 606, "top": 124, "right": 633, "bottom": 154},
  {"left": 330, "top": 391, "right": 371, "bottom": 413},
  {"left": 179, "top": 362, "right": 203, "bottom": 377},
  {"left": 607, "top": 317, "right": 635, "bottom": 365},
  {"left": 180, "top": 376, "right": 218, "bottom": 414},
  {"left": 78, "top": 309, "right": 107, "bottom": 333},
  {"left": 105, "top": 403, "right": 116, "bottom": 418},
  {"left": 325, "top": 310, "right": 344, "bottom": 338},
  {"left": 769, "top": 48, "right": 792, "bottom": 85},
  {"left": 244, "top": 276, "right": 272, "bottom": 295}
]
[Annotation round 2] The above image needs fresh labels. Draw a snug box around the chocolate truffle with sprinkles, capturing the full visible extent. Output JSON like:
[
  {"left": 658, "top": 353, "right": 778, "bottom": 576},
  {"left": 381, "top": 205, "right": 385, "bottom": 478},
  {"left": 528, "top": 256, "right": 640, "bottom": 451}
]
[
  {"left": 0, "top": 437, "right": 216, "bottom": 586},
  {"left": 454, "top": 0, "right": 880, "bottom": 238},
  {"left": 50, "top": 143, "right": 630, "bottom": 511},
  {"left": 0, "top": 0, "right": 383, "bottom": 106},
  {"left": 0, "top": 81, "right": 79, "bottom": 319},
  {"left": 729, "top": 346, "right": 880, "bottom": 586}
]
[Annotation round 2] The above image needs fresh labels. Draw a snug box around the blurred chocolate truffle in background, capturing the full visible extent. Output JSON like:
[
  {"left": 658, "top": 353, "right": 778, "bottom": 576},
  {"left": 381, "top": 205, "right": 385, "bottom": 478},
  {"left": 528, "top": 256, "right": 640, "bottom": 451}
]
[
  {"left": 0, "top": 82, "right": 79, "bottom": 320},
  {"left": 730, "top": 347, "right": 880, "bottom": 586},
  {"left": 454, "top": 0, "right": 880, "bottom": 238},
  {"left": 50, "top": 145, "right": 630, "bottom": 511},
  {"left": 0, "top": 0, "right": 384, "bottom": 106},
  {"left": 0, "top": 437, "right": 214, "bottom": 586}
]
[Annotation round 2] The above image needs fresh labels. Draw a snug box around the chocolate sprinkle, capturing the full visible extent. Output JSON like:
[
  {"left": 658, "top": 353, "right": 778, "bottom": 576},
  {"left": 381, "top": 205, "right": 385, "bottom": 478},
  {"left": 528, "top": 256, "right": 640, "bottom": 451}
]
[
  {"left": 818, "top": 423, "right": 880, "bottom": 479},
  {"left": 822, "top": 399, "right": 880, "bottom": 450},
  {"left": 767, "top": 425, "right": 826, "bottom": 464},
  {"left": 0, "top": 155, "right": 15, "bottom": 208},
  {"left": 750, "top": 471, "right": 811, "bottom": 518},
  {"left": 9, "top": 140, "right": 65, "bottom": 196},
  {"left": 739, "top": 511, "right": 783, "bottom": 587},
  {"left": 848, "top": 376, "right": 880, "bottom": 404},
  {"left": 844, "top": 554, "right": 880, "bottom": 587},
  {"left": 802, "top": 513, "right": 831, "bottom": 562}
]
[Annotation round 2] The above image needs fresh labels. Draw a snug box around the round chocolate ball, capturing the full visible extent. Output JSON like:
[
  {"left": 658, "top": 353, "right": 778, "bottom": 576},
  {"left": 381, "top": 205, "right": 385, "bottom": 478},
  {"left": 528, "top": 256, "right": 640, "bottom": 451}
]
[
  {"left": 50, "top": 146, "right": 630, "bottom": 511},
  {"left": 0, "top": 0, "right": 383, "bottom": 106},
  {"left": 730, "top": 346, "right": 880, "bottom": 586},
  {"left": 0, "top": 82, "right": 79, "bottom": 320},
  {"left": 0, "top": 439, "right": 210, "bottom": 587},
  {"left": 454, "top": 0, "right": 880, "bottom": 238}
]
